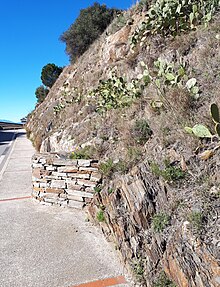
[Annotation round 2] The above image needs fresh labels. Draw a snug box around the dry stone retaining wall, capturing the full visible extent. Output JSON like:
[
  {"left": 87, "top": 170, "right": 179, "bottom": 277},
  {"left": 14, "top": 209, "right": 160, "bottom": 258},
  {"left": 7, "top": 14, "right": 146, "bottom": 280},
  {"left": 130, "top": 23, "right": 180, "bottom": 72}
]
[{"left": 32, "top": 153, "right": 101, "bottom": 209}]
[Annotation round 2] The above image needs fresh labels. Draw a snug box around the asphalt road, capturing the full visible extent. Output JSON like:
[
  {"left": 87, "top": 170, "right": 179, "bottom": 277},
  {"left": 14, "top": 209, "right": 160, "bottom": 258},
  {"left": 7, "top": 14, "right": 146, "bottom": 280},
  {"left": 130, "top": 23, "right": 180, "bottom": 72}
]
[
  {"left": 0, "top": 130, "right": 15, "bottom": 152},
  {"left": 0, "top": 130, "right": 16, "bottom": 171}
]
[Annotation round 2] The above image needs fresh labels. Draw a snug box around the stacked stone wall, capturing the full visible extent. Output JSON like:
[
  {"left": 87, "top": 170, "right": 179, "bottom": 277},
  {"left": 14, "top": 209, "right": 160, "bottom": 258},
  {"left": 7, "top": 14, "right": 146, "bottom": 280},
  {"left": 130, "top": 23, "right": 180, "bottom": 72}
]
[{"left": 32, "top": 153, "right": 101, "bottom": 209}]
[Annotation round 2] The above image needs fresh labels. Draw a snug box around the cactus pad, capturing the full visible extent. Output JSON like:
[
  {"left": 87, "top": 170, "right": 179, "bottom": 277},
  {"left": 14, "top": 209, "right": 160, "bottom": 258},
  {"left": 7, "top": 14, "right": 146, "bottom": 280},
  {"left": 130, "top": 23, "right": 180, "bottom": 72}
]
[
  {"left": 210, "top": 103, "right": 219, "bottom": 123},
  {"left": 215, "top": 123, "right": 220, "bottom": 137}
]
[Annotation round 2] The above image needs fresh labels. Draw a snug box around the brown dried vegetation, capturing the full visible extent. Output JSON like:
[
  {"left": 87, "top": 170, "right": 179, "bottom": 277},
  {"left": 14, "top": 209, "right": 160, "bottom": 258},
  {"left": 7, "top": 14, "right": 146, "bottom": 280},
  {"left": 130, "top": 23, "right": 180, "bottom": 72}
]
[{"left": 26, "top": 6, "right": 220, "bottom": 286}]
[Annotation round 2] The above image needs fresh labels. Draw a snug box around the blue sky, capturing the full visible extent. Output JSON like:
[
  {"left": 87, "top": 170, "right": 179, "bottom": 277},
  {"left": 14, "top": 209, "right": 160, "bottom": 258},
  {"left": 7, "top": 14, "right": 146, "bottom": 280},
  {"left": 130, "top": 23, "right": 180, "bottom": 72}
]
[{"left": 0, "top": 0, "right": 136, "bottom": 122}]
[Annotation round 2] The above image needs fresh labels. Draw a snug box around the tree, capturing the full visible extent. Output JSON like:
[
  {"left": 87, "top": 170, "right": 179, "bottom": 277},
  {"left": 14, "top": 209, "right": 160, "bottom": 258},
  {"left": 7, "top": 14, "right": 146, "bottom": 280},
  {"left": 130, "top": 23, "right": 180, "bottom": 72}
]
[
  {"left": 60, "top": 2, "right": 120, "bottom": 62},
  {"left": 35, "top": 85, "right": 49, "bottom": 103},
  {"left": 41, "top": 63, "right": 63, "bottom": 88}
]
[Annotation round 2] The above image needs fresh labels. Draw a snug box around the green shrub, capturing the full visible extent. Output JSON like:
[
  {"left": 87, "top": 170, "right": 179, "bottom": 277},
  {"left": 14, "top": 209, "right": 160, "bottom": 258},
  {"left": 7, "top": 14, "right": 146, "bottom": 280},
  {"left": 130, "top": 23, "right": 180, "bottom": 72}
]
[
  {"left": 132, "top": 258, "right": 145, "bottom": 280},
  {"left": 100, "top": 159, "right": 115, "bottom": 177},
  {"left": 96, "top": 210, "right": 105, "bottom": 222},
  {"left": 152, "top": 213, "right": 170, "bottom": 232},
  {"left": 60, "top": 3, "right": 120, "bottom": 62},
  {"left": 162, "top": 160, "right": 186, "bottom": 182},
  {"left": 188, "top": 211, "right": 204, "bottom": 233},
  {"left": 108, "top": 12, "right": 129, "bottom": 34},
  {"left": 154, "top": 271, "right": 176, "bottom": 287},
  {"left": 150, "top": 161, "right": 162, "bottom": 177},
  {"left": 114, "top": 159, "right": 128, "bottom": 174},
  {"left": 70, "top": 146, "right": 94, "bottom": 159},
  {"left": 100, "top": 159, "right": 128, "bottom": 177},
  {"left": 35, "top": 85, "right": 49, "bottom": 103},
  {"left": 99, "top": 159, "right": 128, "bottom": 177},
  {"left": 150, "top": 160, "right": 185, "bottom": 182},
  {"left": 41, "top": 63, "right": 63, "bottom": 88},
  {"left": 132, "top": 119, "right": 153, "bottom": 144},
  {"left": 127, "top": 147, "right": 142, "bottom": 164}
]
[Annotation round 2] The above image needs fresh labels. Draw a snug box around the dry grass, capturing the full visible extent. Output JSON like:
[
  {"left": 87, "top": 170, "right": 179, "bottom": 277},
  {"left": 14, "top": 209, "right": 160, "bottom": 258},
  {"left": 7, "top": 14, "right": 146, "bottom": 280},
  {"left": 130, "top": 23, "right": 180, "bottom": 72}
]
[
  {"left": 27, "top": 7, "right": 220, "bottom": 175},
  {"left": 165, "top": 87, "right": 194, "bottom": 120},
  {"left": 34, "top": 135, "right": 42, "bottom": 152}
]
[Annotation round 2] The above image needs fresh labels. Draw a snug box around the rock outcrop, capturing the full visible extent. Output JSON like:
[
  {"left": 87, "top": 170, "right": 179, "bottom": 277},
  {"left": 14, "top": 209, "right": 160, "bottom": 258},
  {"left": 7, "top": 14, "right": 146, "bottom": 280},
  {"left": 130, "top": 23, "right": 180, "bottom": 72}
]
[
  {"left": 27, "top": 3, "right": 220, "bottom": 286},
  {"left": 88, "top": 162, "right": 220, "bottom": 286}
]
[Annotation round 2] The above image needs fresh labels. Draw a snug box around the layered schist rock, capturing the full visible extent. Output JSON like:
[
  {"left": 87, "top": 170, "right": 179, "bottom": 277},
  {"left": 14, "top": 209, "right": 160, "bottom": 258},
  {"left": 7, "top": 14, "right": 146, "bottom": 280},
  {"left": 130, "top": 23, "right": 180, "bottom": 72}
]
[
  {"left": 31, "top": 153, "right": 220, "bottom": 286},
  {"left": 88, "top": 162, "right": 220, "bottom": 287},
  {"left": 27, "top": 5, "right": 220, "bottom": 286},
  {"left": 26, "top": 15, "right": 140, "bottom": 154},
  {"left": 163, "top": 227, "right": 220, "bottom": 287}
]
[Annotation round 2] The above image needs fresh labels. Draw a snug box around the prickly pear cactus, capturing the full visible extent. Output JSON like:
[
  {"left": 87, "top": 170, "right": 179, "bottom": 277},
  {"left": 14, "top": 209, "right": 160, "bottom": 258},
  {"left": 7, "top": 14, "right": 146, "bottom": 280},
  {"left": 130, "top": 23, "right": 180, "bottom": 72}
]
[
  {"left": 185, "top": 124, "right": 212, "bottom": 138},
  {"left": 215, "top": 123, "right": 220, "bottom": 137},
  {"left": 210, "top": 103, "right": 220, "bottom": 123}
]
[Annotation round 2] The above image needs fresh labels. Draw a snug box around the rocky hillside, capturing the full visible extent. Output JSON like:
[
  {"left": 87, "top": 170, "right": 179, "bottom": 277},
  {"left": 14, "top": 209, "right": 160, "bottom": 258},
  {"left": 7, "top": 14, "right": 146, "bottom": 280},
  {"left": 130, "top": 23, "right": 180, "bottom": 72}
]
[{"left": 27, "top": 1, "right": 220, "bottom": 286}]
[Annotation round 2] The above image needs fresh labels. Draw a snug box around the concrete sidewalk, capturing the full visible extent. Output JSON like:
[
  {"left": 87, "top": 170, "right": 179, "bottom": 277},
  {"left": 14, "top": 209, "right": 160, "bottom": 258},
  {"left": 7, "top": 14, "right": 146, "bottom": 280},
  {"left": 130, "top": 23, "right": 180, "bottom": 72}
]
[{"left": 0, "top": 131, "right": 130, "bottom": 287}]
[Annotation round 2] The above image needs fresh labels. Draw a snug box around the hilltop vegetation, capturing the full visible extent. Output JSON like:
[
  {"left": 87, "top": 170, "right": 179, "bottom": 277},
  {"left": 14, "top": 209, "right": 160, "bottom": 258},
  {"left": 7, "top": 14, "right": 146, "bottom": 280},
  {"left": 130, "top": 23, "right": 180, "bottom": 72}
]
[
  {"left": 60, "top": 2, "right": 120, "bottom": 62},
  {"left": 27, "top": 0, "right": 220, "bottom": 286},
  {"left": 35, "top": 63, "right": 63, "bottom": 104}
]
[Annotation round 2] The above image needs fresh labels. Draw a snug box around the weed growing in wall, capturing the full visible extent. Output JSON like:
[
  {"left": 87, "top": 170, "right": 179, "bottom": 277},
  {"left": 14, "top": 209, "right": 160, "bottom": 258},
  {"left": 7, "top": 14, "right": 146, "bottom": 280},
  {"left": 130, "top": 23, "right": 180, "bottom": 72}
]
[
  {"left": 70, "top": 146, "right": 95, "bottom": 160},
  {"left": 94, "top": 185, "right": 102, "bottom": 194}
]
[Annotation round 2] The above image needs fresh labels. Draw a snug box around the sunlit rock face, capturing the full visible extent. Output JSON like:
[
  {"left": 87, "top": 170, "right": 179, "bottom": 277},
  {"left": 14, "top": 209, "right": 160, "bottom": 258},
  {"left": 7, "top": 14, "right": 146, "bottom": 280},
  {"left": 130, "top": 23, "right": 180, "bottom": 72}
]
[{"left": 26, "top": 4, "right": 220, "bottom": 286}]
